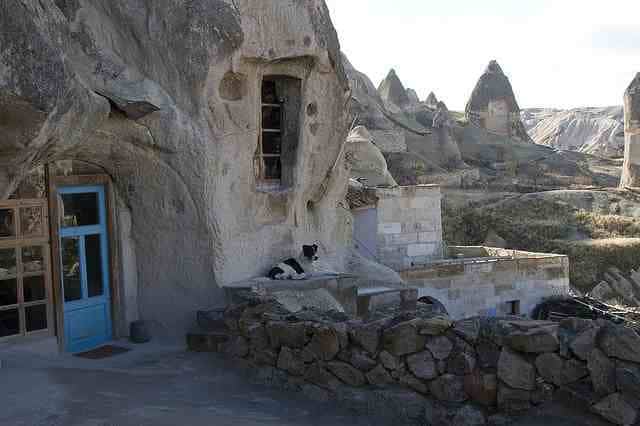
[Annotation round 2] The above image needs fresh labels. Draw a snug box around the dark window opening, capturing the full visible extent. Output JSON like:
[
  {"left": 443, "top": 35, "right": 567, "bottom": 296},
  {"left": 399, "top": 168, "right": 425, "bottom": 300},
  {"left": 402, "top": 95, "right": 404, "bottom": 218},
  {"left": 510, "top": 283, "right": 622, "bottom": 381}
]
[
  {"left": 257, "top": 76, "right": 301, "bottom": 188},
  {"left": 508, "top": 300, "right": 521, "bottom": 316}
]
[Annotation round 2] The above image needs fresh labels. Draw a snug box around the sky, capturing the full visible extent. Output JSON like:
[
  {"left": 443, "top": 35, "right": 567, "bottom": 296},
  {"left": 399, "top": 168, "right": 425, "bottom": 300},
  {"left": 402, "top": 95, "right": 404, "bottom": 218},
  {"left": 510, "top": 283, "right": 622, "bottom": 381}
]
[{"left": 325, "top": 0, "right": 640, "bottom": 111}]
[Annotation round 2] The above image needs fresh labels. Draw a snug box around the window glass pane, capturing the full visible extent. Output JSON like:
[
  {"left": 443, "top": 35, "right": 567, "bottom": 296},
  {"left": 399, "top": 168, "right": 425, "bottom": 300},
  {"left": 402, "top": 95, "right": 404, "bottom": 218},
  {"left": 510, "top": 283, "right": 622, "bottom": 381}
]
[
  {"left": 85, "top": 235, "right": 104, "bottom": 298},
  {"left": 0, "top": 279, "right": 18, "bottom": 307},
  {"left": 26, "top": 305, "right": 47, "bottom": 332},
  {"left": 262, "top": 106, "right": 281, "bottom": 130},
  {"left": 263, "top": 157, "right": 282, "bottom": 180},
  {"left": 20, "top": 206, "right": 45, "bottom": 237},
  {"left": 262, "top": 80, "right": 278, "bottom": 104},
  {"left": 0, "top": 248, "right": 16, "bottom": 278},
  {"left": 0, "top": 309, "right": 19, "bottom": 337},
  {"left": 62, "top": 237, "right": 82, "bottom": 302},
  {"left": 262, "top": 132, "right": 282, "bottom": 155},
  {"left": 61, "top": 192, "right": 99, "bottom": 227},
  {"left": 0, "top": 209, "right": 15, "bottom": 238},
  {"left": 22, "top": 246, "right": 44, "bottom": 273},
  {"left": 24, "top": 275, "right": 46, "bottom": 303}
]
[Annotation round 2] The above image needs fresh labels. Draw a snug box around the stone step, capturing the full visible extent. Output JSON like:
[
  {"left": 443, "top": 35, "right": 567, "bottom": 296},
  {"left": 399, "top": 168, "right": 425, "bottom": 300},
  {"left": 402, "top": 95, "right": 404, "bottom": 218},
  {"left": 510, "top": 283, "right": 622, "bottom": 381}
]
[{"left": 186, "top": 331, "right": 231, "bottom": 353}]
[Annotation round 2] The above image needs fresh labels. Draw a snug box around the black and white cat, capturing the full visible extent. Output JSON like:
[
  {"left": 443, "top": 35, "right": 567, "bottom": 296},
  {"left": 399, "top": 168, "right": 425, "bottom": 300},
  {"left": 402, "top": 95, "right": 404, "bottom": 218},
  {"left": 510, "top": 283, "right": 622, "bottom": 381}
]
[{"left": 268, "top": 244, "right": 319, "bottom": 280}]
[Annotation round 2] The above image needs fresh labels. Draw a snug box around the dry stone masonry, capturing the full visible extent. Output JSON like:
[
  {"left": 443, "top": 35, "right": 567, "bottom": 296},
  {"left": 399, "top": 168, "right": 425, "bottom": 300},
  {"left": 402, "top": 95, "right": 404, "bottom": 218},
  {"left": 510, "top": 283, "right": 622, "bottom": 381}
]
[{"left": 222, "top": 291, "right": 640, "bottom": 426}]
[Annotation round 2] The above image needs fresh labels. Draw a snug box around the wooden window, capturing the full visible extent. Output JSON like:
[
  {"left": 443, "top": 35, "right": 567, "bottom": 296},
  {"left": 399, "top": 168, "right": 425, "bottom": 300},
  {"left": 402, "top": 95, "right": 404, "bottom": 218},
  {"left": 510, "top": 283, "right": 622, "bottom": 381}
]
[
  {"left": 0, "top": 199, "right": 52, "bottom": 340},
  {"left": 256, "top": 76, "right": 301, "bottom": 189}
]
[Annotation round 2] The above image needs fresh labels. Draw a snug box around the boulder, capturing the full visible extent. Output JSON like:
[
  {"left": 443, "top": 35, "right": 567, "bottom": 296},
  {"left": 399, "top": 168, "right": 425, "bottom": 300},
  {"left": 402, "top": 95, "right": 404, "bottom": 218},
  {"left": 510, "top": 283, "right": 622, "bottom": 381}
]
[
  {"left": 504, "top": 324, "right": 559, "bottom": 353},
  {"left": 350, "top": 322, "right": 381, "bottom": 354},
  {"left": 266, "top": 322, "right": 308, "bottom": 349},
  {"left": 383, "top": 319, "right": 426, "bottom": 356},
  {"left": 426, "top": 335, "right": 454, "bottom": 360},
  {"left": 399, "top": 373, "right": 429, "bottom": 394},
  {"left": 590, "top": 281, "right": 617, "bottom": 301},
  {"left": 588, "top": 348, "right": 617, "bottom": 396},
  {"left": 447, "top": 352, "right": 477, "bottom": 376},
  {"left": 365, "top": 364, "right": 393, "bottom": 386},
  {"left": 570, "top": 325, "right": 601, "bottom": 361},
  {"left": 246, "top": 323, "right": 269, "bottom": 351},
  {"left": 616, "top": 360, "right": 640, "bottom": 396},
  {"left": 350, "top": 349, "right": 378, "bottom": 372},
  {"left": 277, "top": 347, "right": 306, "bottom": 376},
  {"left": 531, "top": 382, "right": 554, "bottom": 406},
  {"left": 307, "top": 326, "right": 340, "bottom": 361},
  {"left": 327, "top": 361, "right": 366, "bottom": 387},
  {"left": 535, "top": 353, "right": 588, "bottom": 386},
  {"left": 476, "top": 339, "right": 501, "bottom": 370},
  {"left": 379, "top": 350, "right": 400, "bottom": 371},
  {"left": 497, "top": 384, "right": 531, "bottom": 413},
  {"left": 599, "top": 325, "right": 640, "bottom": 363},
  {"left": 592, "top": 393, "right": 638, "bottom": 426},
  {"left": 464, "top": 371, "right": 498, "bottom": 407},
  {"left": 419, "top": 317, "right": 454, "bottom": 336},
  {"left": 406, "top": 350, "right": 439, "bottom": 380},
  {"left": 430, "top": 374, "right": 468, "bottom": 402},
  {"left": 304, "top": 363, "right": 343, "bottom": 391},
  {"left": 498, "top": 348, "right": 536, "bottom": 391}
]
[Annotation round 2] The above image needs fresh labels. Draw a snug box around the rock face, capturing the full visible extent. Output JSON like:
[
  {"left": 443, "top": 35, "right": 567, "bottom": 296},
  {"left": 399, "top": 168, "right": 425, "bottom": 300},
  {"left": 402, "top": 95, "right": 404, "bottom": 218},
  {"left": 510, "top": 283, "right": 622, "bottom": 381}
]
[
  {"left": 465, "top": 60, "right": 531, "bottom": 143},
  {"left": 522, "top": 107, "right": 625, "bottom": 157},
  {"left": 342, "top": 56, "right": 466, "bottom": 182},
  {"left": 0, "top": 0, "right": 351, "bottom": 336},
  {"left": 345, "top": 126, "right": 398, "bottom": 187},
  {"left": 620, "top": 73, "right": 640, "bottom": 188}
]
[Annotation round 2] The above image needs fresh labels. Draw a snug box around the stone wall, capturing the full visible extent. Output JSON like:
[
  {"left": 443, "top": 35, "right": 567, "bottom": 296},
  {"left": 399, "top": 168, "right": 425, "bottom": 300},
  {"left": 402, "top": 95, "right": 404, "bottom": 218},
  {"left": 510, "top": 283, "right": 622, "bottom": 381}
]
[
  {"left": 400, "top": 250, "right": 570, "bottom": 320},
  {"left": 375, "top": 185, "right": 444, "bottom": 270},
  {"left": 222, "top": 292, "right": 640, "bottom": 426}
]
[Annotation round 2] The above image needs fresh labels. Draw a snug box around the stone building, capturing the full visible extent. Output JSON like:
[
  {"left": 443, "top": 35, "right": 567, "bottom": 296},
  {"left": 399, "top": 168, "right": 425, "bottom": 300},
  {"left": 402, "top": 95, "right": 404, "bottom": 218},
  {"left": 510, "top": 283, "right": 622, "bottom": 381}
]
[
  {"left": 620, "top": 73, "right": 640, "bottom": 188},
  {"left": 0, "top": 0, "right": 354, "bottom": 351},
  {"left": 465, "top": 60, "right": 532, "bottom": 142}
]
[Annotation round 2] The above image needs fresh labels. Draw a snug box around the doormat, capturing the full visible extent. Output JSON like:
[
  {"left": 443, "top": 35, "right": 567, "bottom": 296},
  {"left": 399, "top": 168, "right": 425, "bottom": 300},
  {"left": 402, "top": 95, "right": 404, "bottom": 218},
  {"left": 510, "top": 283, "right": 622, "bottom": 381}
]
[{"left": 74, "top": 345, "right": 131, "bottom": 360}]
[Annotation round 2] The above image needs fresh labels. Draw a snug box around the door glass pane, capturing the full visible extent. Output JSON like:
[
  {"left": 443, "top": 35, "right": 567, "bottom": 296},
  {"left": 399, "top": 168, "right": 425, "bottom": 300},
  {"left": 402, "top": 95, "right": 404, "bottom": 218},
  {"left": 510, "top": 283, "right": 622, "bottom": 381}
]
[
  {"left": 0, "top": 279, "right": 17, "bottom": 306},
  {"left": 85, "top": 235, "right": 104, "bottom": 298},
  {"left": 0, "top": 248, "right": 16, "bottom": 278},
  {"left": 20, "top": 206, "right": 45, "bottom": 237},
  {"left": 24, "top": 275, "right": 46, "bottom": 303},
  {"left": 0, "top": 209, "right": 15, "bottom": 238},
  {"left": 61, "top": 237, "right": 82, "bottom": 302},
  {"left": 61, "top": 192, "right": 99, "bottom": 227},
  {"left": 0, "top": 309, "right": 19, "bottom": 337},
  {"left": 22, "top": 246, "right": 44, "bottom": 273},
  {"left": 26, "top": 304, "right": 47, "bottom": 332}
]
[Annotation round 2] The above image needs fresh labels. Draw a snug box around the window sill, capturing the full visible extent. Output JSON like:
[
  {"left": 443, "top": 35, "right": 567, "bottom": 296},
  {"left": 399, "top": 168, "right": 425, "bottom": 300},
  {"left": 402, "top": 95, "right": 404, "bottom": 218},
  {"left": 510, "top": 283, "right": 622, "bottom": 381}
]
[{"left": 255, "top": 183, "right": 292, "bottom": 194}]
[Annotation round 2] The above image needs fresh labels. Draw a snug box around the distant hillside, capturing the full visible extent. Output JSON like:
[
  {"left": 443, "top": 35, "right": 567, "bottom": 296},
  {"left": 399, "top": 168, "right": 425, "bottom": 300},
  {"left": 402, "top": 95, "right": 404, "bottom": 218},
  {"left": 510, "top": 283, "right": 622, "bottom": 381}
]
[{"left": 522, "top": 106, "right": 625, "bottom": 157}]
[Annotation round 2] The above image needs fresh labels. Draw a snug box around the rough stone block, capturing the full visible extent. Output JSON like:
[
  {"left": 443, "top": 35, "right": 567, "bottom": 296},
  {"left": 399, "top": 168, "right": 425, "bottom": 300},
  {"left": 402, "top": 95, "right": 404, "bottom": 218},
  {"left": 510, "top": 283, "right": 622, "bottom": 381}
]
[
  {"left": 383, "top": 319, "right": 426, "bottom": 356},
  {"left": 588, "top": 348, "right": 617, "bottom": 396},
  {"left": 327, "top": 361, "right": 366, "bottom": 387},
  {"left": 592, "top": 393, "right": 638, "bottom": 426},
  {"left": 406, "top": 350, "right": 438, "bottom": 380},
  {"left": 429, "top": 374, "right": 467, "bottom": 402},
  {"left": 498, "top": 348, "right": 536, "bottom": 391}
]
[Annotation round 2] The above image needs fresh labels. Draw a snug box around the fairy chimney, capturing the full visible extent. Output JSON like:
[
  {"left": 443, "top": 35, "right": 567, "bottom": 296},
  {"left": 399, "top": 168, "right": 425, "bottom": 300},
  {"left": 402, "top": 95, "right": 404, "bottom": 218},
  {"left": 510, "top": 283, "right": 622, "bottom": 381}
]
[
  {"left": 465, "top": 60, "right": 529, "bottom": 140},
  {"left": 620, "top": 73, "right": 640, "bottom": 188}
]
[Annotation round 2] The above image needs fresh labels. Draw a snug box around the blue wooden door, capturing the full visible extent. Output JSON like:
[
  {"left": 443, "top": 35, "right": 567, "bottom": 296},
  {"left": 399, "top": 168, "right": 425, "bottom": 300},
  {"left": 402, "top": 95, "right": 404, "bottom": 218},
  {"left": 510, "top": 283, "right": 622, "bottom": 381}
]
[{"left": 58, "top": 185, "right": 112, "bottom": 353}]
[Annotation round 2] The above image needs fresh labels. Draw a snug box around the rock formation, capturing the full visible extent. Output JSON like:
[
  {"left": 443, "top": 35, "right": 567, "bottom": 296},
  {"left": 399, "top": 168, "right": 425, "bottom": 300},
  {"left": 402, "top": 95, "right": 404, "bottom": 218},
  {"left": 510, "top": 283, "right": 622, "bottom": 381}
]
[
  {"left": 342, "top": 57, "right": 467, "bottom": 185},
  {"left": 0, "top": 0, "right": 352, "bottom": 336},
  {"left": 465, "top": 60, "right": 532, "bottom": 142},
  {"left": 620, "top": 73, "right": 640, "bottom": 188},
  {"left": 378, "top": 69, "right": 411, "bottom": 112},
  {"left": 425, "top": 92, "right": 439, "bottom": 108},
  {"left": 345, "top": 126, "right": 397, "bottom": 188},
  {"left": 522, "top": 107, "right": 624, "bottom": 157}
]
